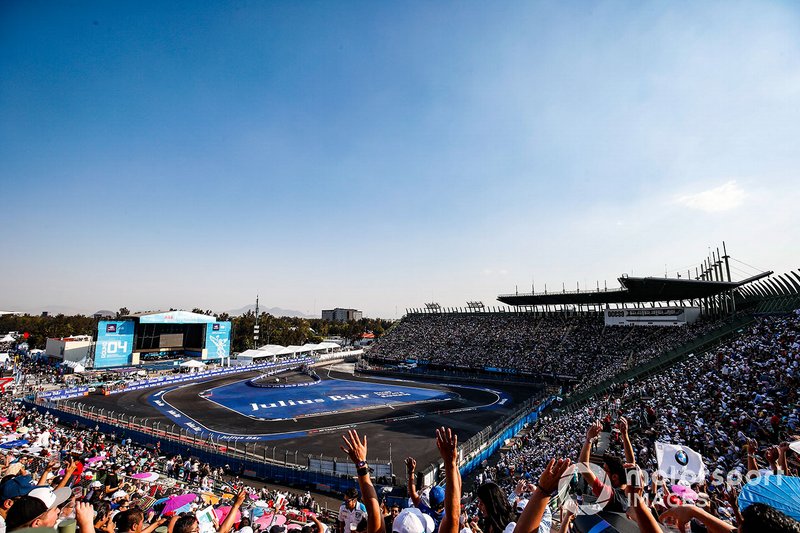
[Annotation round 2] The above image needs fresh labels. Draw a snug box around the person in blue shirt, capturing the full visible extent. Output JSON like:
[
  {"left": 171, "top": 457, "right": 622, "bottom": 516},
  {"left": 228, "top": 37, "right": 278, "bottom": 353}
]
[{"left": 405, "top": 458, "right": 445, "bottom": 532}]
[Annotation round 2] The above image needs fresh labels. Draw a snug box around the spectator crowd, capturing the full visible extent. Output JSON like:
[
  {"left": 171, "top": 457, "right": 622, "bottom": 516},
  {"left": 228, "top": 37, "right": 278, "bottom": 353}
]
[
  {"left": 1, "top": 310, "right": 799, "bottom": 533},
  {"left": 464, "top": 311, "right": 800, "bottom": 532},
  {"left": 0, "top": 395, "right": 326, "bottom": 533},
  {"left": 368, "top": 314, "right": 722, "bottom": 382}
]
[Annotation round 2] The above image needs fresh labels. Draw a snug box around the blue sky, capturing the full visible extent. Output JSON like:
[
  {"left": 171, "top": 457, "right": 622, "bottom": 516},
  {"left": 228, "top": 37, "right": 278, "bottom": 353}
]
[{"left": 2, "top": 1, "right": 799, "bottom": 318}]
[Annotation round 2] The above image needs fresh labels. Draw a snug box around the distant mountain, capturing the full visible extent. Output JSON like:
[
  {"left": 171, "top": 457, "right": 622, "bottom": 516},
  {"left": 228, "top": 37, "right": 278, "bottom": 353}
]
[{"left": 225, "top": 304, "right": 314, "bottom": 318}]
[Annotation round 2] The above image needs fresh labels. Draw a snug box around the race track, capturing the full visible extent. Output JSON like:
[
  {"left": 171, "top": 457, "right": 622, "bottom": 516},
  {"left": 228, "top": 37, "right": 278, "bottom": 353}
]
[{"left": 71, "top": 365, "right": 541, "bottom": 474}]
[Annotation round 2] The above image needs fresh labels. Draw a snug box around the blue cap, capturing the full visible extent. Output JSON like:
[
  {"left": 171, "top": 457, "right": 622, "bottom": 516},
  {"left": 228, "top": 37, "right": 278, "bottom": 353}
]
[
  {"left": 428, "top": 486, "right": 445, "bottom": 508},
  {"left": 0, "top": 475, "right": 40, "bottom": 501}
]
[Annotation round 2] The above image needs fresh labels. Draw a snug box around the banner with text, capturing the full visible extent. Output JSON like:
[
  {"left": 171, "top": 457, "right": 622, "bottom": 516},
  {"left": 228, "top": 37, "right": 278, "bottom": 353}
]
[{"left": 95, "top": 321, "right": 135, "bottom": 368}]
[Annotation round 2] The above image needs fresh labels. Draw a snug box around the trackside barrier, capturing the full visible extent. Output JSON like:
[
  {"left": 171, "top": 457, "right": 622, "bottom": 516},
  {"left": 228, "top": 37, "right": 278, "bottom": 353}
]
[
  {"left": 27, "top": 357, "right": 397, "bottom": 493},
  {"left": 23, "top": 399, "right": 366, "bottom": 494},
  {"left": 458, "top": 396, "right": 554, "bottom": 476},
  {"left": 36, "top": 358, "right": 313, "bottom": 401},
  {"left": 417, "top": 395, "right": 555, "bottom": 486}
]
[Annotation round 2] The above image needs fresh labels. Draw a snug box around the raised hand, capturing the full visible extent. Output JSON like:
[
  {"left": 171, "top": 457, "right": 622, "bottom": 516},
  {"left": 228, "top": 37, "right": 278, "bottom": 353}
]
[
  {"left": 405, "top": 457, "right": 416, "bottom": 473},
  {"left": 586, "top": 421, "right": 602, "bottom": 441},
  {"left": 340, "top": 429, "right": 367, "bottom": 464},
  {"left": 616, "top": 416, "right": 629, "bottom": 435},
  {"left": 659, "top": 505, "right": 698, "bottom": 533},
  {"left": 765, "top": 446, "right": 779, "bottom": 464},
  {"left": 75, "top": 502, "right": 95, "bottom": 530},
  {"left": 436, "top": 427, "right": 458, "bottom": 465},
  {"left": 537, "top": 458, "right": 571, "bottom": 494}
]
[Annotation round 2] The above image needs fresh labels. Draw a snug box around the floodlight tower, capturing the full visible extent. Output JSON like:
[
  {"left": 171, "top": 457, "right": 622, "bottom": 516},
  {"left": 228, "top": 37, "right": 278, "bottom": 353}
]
[
  {"left": 253, "top": 295, "right": 260, "bottom": 349},
  {"left": 466, "top": 301, "right": 485, "bottom": 312}
]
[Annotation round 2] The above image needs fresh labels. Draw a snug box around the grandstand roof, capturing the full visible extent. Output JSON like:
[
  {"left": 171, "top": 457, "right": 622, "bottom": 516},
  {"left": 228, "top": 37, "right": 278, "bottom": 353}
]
[{"left": 497, "top": 276, "right": 741, "bottom": 306}]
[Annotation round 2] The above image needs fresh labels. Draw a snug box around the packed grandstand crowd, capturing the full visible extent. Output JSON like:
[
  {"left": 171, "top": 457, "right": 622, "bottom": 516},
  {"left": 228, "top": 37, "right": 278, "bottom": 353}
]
[
  {"left": 367, "top": 313, "right": 723, "bottom": 382},
  {"left": 466, "top": 310, "right": 800, "bottom": 532},
  {"left": 1, "top": 311, "right": 799, "bottom": 533},
  {"left": 0, "top": 394, "right": 327, "bottom": 533}
]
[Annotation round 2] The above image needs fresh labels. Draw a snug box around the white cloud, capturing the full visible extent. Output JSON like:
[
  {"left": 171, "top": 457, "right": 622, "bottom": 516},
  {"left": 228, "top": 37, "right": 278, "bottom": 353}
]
[{"left": 676, "top": 181, "right": 746, "bottom": 212}]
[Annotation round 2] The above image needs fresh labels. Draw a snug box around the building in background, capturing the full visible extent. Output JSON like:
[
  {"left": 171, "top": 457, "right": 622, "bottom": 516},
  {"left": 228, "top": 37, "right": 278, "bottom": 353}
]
[
  {"left": 45, "top": 335, "right": 93, "bottom": 364},
  {"left": 321, "top": 308, "right": 363, "bottom": 322}
]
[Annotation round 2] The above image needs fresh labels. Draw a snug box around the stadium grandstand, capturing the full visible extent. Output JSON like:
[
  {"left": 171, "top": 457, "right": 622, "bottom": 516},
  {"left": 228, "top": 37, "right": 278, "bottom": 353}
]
[
  {"left": 2, "top": 252, "right": 799, "bottom": 533},
  {"left": 368, "top": 246, "right": 800, "bottom": 389}
]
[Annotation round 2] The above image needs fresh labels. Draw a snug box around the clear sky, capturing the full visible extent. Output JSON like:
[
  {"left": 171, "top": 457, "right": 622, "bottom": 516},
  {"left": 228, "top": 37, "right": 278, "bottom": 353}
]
[{"left": 1, "top": 1, "right": 799, "bottom": 318}]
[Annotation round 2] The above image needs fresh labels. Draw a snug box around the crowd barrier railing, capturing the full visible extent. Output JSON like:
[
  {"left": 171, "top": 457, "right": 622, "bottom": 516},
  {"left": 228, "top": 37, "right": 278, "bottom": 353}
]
[
  {"left": 36, "top": 358, "right": 314, "bottom": 401},
  {"left": 25, "top": 357, "right": 393, "bottom": 494},
  {"left": 417, "top": 395, "right": 555, "bottom": 487}
]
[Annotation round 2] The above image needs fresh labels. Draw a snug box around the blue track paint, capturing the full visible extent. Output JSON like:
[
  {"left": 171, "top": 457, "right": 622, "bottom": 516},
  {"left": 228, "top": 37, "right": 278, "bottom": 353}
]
[
  {"left": 147, "top": 375, "right": 510, "bottom": 441},
  {"left": 207, "top": 378, "right": 455, "bottom": 420}
]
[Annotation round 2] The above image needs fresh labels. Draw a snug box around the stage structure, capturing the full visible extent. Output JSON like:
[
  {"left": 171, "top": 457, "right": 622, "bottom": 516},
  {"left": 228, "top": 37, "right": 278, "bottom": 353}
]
[{"left": 93, "top": 311, "right": 231, "bottom": 369}]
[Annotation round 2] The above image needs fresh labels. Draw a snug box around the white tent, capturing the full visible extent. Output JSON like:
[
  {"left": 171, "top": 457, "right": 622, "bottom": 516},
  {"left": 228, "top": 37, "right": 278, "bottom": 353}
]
[
  {"left": 62, "top": 360, "right": 87, "bottom": 373},
  {"left": 179, "top": 360, "right": 206, "bottom": 372},
  {"left": 317, "top": 341, "right": 340, "bottom": 350},
  {"left": 285, "top": 345, "right": 311, "bottom": 355},
  {"left": 257, "top": 344, "right": 286, "bottom": 352}
]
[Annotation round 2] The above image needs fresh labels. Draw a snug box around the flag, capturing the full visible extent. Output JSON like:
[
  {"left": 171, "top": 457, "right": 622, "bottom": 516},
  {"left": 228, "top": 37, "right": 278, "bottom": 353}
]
[
  {"left": 655, "top": 441, "right": 706, "bottom": 481},
  {"left": 274, "top": 494, "right": 287, "bottom": 511}
]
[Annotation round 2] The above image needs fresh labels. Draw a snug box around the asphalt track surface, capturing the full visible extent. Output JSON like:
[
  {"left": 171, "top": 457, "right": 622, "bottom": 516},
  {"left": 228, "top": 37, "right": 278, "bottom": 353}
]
[{"left": 72, "top": 367, "right": 541, "bottom": 473}]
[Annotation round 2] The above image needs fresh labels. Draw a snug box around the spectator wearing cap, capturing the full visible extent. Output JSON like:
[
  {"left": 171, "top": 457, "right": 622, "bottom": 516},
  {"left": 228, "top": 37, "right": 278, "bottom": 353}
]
[
  {"left": 391, "top": 508, "right": 434, "bottom": 533},
  {"left": 337, "top": 487, "right": 367, "bottom": 533},
  {"left": 5, "top": 486, "right": 71, "bottom": 531},
  {"left": 0, "top": 475, "right": 40, "bottom": 533},
  {"left": 404, "top": 458, "right": 445, "bottom": 533}
]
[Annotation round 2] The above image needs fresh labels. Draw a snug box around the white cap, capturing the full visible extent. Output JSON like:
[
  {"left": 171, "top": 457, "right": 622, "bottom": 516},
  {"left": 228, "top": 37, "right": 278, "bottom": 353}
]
[
  {"left": 392, "top": 508, "right": 434, "bottom": 533},
  {"left": 112, "top": 490, "right": 129, "bottom": 500},
  {"left": 90, "top": 481, "right": 103, "bottom": 488},
  {"left": 29, "top": 487, "right": 72, "bottom": 510}
]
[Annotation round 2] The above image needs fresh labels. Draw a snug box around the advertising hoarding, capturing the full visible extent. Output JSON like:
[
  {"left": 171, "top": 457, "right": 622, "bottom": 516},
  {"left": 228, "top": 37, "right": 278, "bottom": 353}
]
[
  {"left": 95, "top": 320, "right": 135, "bottom": 368},
  {"left": 205, "top": 321, "right": 231, "bottom": 360}
]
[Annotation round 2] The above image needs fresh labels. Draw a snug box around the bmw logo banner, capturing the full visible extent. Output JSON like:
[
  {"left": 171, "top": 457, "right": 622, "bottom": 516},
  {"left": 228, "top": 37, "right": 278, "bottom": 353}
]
[{"left": 655, "top": 441, "right": 706, "bottom": 481}]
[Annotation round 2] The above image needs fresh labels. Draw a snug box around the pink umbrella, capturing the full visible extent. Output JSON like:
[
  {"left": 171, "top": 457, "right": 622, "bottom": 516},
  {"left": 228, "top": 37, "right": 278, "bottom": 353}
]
[
  {"left": 161, "top": 494, "right": 198, "bottom": 516},
  {"left": 272, "top": 515, "right": 287, "bottom": 527},
  {"left": 671, "top": 484, "right": 699, "bottom": 501},
  {"left": 215, "top": 506, "right": 242, "bottom": 525},
  {"left": 85, "top": 456, "right": 104, "bottom": 465},
  {"left": 131, "top": 472, "right": 160, "bottom": 482},
  {"left": 255, "top": 513, "right": 275, "bottom": 529}
]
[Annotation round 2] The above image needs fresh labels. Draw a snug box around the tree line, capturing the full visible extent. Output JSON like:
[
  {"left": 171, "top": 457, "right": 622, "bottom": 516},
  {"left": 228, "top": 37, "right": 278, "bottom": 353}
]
[{"left": 0, "top": 309, "right": 394, "bottom": 353}]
